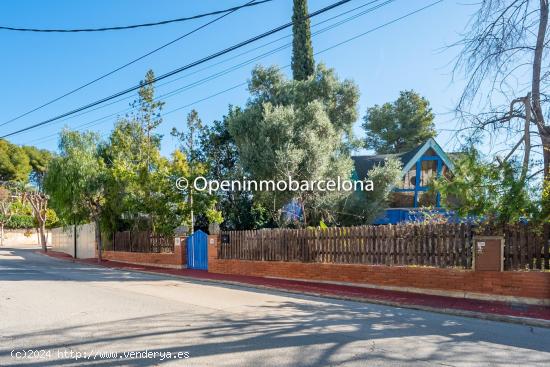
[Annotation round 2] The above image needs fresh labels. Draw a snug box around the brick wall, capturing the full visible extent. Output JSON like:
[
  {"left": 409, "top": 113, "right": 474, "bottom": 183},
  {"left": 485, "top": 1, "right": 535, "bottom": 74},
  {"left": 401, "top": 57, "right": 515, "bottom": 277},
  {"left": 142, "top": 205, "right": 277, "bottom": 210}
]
[
  {"left": 207, "top": 236, "right": 550, "bottom": 304},
  {"left": 102, "top": 239, "right": 186, "bottom": 269}
]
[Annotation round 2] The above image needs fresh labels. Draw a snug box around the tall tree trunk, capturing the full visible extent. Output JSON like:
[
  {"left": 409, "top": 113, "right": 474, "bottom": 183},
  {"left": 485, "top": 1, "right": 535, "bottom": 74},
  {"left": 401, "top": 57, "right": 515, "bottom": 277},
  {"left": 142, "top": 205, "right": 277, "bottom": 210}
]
[
  {"left": 539, "top": 130, "right": 550, "bottom": 179},
  {"left": 299, "top": 196, "right": 307, "bottom": 227},
  {"left": 39, "top": 222, "right": 47, "bottom": 252},
  {"left": 521, "top": 94, "right": 531, "bottom": 182},
  {"left": 532, "top": 1, "right": 550, "bottom": 179},
  {"left": 0, "top": 223, "right": 4, "bottom": 247}
]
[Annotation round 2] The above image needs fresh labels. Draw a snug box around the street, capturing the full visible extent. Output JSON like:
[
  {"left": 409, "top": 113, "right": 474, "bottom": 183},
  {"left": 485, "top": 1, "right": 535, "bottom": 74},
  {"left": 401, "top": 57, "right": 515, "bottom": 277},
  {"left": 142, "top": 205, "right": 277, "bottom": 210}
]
[{"left": 1, "top": 248, "right": 549, "bottom": 367}]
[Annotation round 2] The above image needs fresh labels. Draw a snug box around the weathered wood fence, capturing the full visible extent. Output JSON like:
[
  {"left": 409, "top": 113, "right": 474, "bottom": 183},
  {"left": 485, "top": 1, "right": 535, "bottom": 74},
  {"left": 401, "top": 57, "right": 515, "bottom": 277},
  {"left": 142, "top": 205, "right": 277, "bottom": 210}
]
[
  {"left": 105, "top": 231, "right": 174, "bottom": 253},
  {"left": 220, "top": 223, "right": 550, "bottom": 271},
  {"left": 493, "top": 224, "right": 550, "bottom": 271}
]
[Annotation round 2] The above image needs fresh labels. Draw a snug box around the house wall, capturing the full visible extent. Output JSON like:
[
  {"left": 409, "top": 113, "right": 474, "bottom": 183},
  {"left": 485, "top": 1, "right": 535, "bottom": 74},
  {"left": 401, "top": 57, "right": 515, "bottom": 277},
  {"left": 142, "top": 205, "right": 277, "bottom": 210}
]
[
  {"left": 399, "top": 151, "right": 446, "bottom": 189},
  {"left": 391, "top": 148, "right": 451, "bottom": 209},
  {"left": 207, "top": 235, "right": 550, "bottom": 305}
]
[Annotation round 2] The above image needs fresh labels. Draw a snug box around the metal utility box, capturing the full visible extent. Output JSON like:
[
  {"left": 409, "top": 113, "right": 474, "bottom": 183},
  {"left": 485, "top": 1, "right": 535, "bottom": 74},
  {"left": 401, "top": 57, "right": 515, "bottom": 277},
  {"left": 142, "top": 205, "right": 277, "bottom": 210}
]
[{"left": 473, "top": 236, "right": 504, "bottom": 271}]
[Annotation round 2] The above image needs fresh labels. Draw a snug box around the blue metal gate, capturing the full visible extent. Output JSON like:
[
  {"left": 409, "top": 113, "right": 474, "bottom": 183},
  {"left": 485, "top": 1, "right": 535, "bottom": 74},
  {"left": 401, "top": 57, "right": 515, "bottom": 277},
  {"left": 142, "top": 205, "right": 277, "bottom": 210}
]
[{"left": 187, "top": 230, "right": 208, "bottom": 270}]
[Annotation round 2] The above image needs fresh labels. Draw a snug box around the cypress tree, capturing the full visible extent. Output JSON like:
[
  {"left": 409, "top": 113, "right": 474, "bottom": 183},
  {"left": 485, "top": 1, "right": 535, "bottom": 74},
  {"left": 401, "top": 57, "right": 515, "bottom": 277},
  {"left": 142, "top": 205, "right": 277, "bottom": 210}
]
[{"left": 291, "top": 0, "right": 314, "bottom": 80}]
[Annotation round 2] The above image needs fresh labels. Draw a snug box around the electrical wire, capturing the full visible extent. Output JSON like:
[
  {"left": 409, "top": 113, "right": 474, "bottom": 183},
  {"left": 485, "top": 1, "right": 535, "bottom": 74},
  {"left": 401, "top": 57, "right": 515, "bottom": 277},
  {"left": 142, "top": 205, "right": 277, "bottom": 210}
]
[
  {"left": 25, "top": 0, "right": 393, "bottom": 144},
  {"left": 28, "top": 0, "right": 444, "bottom": 146},
  {"left": 1, "top": 0, "right": 353, "bottom": 138},
  {"left": 0, "top": 1, "right": 273, "bottom": 32},
  {"left": 24, "top": 0, "right": 389, "bottom": 131},
  {"left": 0, "top": 0, "right": 264, "bottom": 128}
]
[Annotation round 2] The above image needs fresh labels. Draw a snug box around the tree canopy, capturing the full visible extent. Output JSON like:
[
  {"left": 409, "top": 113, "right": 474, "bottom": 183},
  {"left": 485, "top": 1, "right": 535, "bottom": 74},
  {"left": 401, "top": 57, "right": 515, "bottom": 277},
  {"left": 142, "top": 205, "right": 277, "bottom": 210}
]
[
  {"left": 0, "top": 140, "right": 32, "bottom": 182},
  {"left": 44, "top": 130, "right": 105, "bottom": 226},
  {"left": 171, "top": 110, "right": 223, "bottom": 230},
  {"left": 0, "top": 139, "right": 53, "bottom": 184},
  {"left": 338, "top": 158, "right": 402, "bottom": 226},
  {"left": 199, "top": 108, "right": 271, "bottom": 230},
  {"left": 227, "top": 64, "right": 359, "bottom": 226},
  {"left": 432, "top": 149, "right": 545, "bottom": 225},
  {"left": 363, "top": 90, "right": 436, "bottom": 154},
  {"left": 41, "top": 71, "right": 220, "bottom": 236}
]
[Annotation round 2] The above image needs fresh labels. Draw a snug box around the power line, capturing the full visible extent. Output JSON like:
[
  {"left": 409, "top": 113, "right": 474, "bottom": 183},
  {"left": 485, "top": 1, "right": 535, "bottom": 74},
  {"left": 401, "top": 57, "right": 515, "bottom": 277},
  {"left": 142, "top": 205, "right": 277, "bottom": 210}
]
[
  {"left": 139, "top": 0, "right": 396, "bottom": 104},
  {"left": 314, "top": 0, "right": 443, "bottom": 55},
  {"left": 24, "top": 0, "right": 392, "bottom": 143},
  {"left": 25, "top": 0, "right": 389, "bottom": 131},
  {"left": 0, "top": 0, "right": 263, "bottom": 128},
  {"left": 28, "top": 0, "right": 443, "bottom": 146},
  {"left": 136, "top": 0, "right": 388, "bottom": 97},
  {"left": 1, "top": 0, "right": 353, "bottom": 139},
  {"left": 159, "top": 0, "right": 446, "bottom": 121},
  {"left": 0, "top": 1, "right": 273, "bottom": 33}
]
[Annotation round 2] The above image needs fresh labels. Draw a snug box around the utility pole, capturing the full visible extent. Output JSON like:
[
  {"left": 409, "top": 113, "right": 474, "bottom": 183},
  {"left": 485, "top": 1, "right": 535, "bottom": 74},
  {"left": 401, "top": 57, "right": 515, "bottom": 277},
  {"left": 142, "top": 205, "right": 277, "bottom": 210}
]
[
  {"left": 188, "top": 113, "right": 196, "bottom": 256},
  {"left": 71, "top": 185, "right": 77, "bottom": 259},
  {"left": 74, "top": 219, "right": 77, "bottom": 259}
]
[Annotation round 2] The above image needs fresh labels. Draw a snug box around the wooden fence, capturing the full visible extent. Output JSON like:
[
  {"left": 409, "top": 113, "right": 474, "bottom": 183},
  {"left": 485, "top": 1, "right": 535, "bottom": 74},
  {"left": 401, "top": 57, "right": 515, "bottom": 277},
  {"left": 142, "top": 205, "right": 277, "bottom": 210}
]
[
  {"left": 494, "top": 224, "right": 550, "bottom": 271},
  {"left": 105, "top": 231, "right": 174, "bottom": 253},
  {"left": 220, "top": 223, "right": 550, "bottom": 270}
]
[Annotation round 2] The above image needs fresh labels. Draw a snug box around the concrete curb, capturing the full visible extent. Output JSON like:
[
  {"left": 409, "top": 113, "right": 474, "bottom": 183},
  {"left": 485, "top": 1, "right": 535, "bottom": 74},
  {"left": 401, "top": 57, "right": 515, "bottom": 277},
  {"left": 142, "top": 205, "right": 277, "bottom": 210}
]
[{"left": 38, "top": 251, "right": 550, "bottom": 329}]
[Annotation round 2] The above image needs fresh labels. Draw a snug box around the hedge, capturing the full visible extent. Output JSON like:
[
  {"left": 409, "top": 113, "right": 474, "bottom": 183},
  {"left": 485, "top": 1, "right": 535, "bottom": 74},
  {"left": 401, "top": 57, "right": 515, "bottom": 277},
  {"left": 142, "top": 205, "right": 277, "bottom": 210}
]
[{"left": 3, "top": 215, "right": 35, "bottom": 229}]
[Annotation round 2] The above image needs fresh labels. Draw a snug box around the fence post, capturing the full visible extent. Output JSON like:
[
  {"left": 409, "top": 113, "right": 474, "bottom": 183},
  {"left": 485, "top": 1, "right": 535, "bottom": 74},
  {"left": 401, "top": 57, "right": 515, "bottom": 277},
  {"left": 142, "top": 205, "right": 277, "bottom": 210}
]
[{"left": 260, "top": 230, "right": 264, "bottom": 261}]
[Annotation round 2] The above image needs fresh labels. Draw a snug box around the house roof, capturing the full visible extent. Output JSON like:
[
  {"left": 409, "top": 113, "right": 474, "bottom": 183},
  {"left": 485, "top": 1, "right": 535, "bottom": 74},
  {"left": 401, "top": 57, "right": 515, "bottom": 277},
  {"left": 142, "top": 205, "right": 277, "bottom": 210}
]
[{"left": 352, "top": 138, "right": 454, "bottom": 180}]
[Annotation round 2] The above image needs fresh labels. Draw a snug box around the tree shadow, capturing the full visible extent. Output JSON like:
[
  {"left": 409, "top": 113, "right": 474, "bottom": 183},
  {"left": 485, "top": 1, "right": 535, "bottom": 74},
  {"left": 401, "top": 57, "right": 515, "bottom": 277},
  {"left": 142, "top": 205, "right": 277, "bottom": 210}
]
[
  {"left": 0, "top": 248, "right": 174, "bottom": 283},
  {"left": 2, "top": 248, "right": 550, "bottom": 366},
  {"left": 1, "top": 296, "right": 549, "bottom": 366}
]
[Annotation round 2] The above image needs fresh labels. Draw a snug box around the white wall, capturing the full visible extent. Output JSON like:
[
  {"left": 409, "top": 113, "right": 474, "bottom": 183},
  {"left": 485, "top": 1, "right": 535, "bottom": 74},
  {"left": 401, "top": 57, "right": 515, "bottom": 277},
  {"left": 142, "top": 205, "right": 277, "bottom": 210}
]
[
  {"left": 51, "top": 223, "right": 96, "bottom": 259},
  {"left": 1, "top": 229, "right": 52, "bottom": 248}
]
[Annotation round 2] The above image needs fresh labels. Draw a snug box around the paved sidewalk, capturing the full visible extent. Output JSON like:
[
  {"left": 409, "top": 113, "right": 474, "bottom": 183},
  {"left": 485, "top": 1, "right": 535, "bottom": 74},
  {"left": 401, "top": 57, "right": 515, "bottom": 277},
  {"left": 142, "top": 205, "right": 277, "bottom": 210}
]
[{"left": 40, "top": 250, "right": 550, "bottom": 327}]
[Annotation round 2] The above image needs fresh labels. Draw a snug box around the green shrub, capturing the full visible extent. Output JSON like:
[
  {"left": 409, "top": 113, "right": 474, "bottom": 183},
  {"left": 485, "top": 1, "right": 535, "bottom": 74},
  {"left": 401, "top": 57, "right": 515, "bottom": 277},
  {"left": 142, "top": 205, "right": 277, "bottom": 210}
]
[{"left": 5, "top": 215, "right": 35, "bottom": 229}]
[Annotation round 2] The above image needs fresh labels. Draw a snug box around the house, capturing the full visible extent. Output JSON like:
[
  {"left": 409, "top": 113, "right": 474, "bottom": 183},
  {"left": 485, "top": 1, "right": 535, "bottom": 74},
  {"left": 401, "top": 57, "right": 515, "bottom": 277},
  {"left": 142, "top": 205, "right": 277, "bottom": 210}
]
[{"left": 352, "top": 138, "right": 455, "bottom": 224}]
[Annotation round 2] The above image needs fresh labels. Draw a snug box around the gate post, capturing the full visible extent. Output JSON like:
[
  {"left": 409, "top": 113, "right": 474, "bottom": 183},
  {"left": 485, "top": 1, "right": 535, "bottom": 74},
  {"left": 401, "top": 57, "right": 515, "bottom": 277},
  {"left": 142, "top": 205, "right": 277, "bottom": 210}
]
[
  {"left": 174, "top": 236, "right": 187, "bottom": 269},
  {"left": 208, "top": 234, "right": 220, "bottom": 271},
  {"left": 173, "top": 226, "right": 189, "bottom": 269}
]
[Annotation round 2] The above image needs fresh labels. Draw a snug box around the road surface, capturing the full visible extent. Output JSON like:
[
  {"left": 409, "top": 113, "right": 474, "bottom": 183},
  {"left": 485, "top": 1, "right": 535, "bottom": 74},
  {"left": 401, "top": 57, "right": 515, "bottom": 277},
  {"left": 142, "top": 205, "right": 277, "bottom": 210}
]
[{"left": 0, "top": 247, "right": 549, "bottom": 366}]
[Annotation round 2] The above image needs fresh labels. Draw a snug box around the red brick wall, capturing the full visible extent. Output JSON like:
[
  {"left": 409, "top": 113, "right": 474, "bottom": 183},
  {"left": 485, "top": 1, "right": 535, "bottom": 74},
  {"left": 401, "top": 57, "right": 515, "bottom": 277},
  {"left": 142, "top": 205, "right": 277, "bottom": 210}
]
[
  {"left": 207, "top": 236, "right": 550, "bottom": 302},
  {"left": 102, "top": 241, "right": 186, "bottom": 268}
]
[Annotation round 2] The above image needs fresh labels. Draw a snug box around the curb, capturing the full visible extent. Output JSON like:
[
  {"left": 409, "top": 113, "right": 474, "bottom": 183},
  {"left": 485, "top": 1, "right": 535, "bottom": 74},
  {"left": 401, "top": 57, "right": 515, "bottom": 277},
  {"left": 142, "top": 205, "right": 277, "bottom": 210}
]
[{"left": 37, "top": 251, "right": 550, "bottom": 329}]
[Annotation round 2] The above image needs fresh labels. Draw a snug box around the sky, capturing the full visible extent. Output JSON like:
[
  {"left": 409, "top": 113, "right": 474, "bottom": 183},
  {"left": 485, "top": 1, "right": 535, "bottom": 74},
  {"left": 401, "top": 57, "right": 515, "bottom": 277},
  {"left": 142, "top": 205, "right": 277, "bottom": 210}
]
[{"left": 0, "top": 0, "right": 476, "bottom": 157}]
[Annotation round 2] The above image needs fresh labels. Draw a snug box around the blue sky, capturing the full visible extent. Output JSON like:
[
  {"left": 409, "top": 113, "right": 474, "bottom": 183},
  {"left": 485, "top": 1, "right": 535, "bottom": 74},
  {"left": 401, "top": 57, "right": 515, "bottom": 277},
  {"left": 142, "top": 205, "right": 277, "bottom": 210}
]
[{"left": 0, "top": 0, "right": 475, "bottom": 156}]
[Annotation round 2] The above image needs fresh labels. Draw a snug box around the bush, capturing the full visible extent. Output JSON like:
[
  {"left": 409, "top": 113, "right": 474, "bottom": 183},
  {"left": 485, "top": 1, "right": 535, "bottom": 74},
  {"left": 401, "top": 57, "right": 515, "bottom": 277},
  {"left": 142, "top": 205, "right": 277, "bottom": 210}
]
[{"left": 5, "top": 215, "right": 35, "bottom": 229}]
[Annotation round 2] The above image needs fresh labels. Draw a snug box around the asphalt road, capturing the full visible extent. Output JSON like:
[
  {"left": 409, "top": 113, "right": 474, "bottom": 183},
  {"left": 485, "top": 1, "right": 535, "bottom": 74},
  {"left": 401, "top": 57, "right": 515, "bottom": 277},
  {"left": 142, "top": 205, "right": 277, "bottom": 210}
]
[{"left": 0, "top": 247, "right": 549, "bottom": 367}]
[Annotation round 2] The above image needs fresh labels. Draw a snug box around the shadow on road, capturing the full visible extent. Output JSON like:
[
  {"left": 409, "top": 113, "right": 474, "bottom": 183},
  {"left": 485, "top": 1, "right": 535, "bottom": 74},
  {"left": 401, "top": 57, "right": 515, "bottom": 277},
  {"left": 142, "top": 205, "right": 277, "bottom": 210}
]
[
  {"left": 0, "top": 248, "right": 171, "bottom": 283},
  {"left": 1, "top": 249, "right": 550, "bottom": 366}
]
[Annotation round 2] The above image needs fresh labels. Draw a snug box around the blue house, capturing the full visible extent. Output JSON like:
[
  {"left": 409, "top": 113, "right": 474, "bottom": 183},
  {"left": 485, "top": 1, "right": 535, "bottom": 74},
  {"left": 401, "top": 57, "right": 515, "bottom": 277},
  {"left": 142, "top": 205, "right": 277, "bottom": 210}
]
[{"left": 352, "top": 138, "right": 456, "bottom": 224}]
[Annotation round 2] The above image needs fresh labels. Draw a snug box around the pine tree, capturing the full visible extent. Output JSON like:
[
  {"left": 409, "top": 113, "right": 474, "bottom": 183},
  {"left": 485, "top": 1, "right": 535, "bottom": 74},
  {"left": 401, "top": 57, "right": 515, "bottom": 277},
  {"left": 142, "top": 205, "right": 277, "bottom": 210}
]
[
  {"left": 291, "top": 0, "right": 314, "bottom": 80},
  {"left": 363, "top": 90, "right": 437, "bottom": 154}
]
